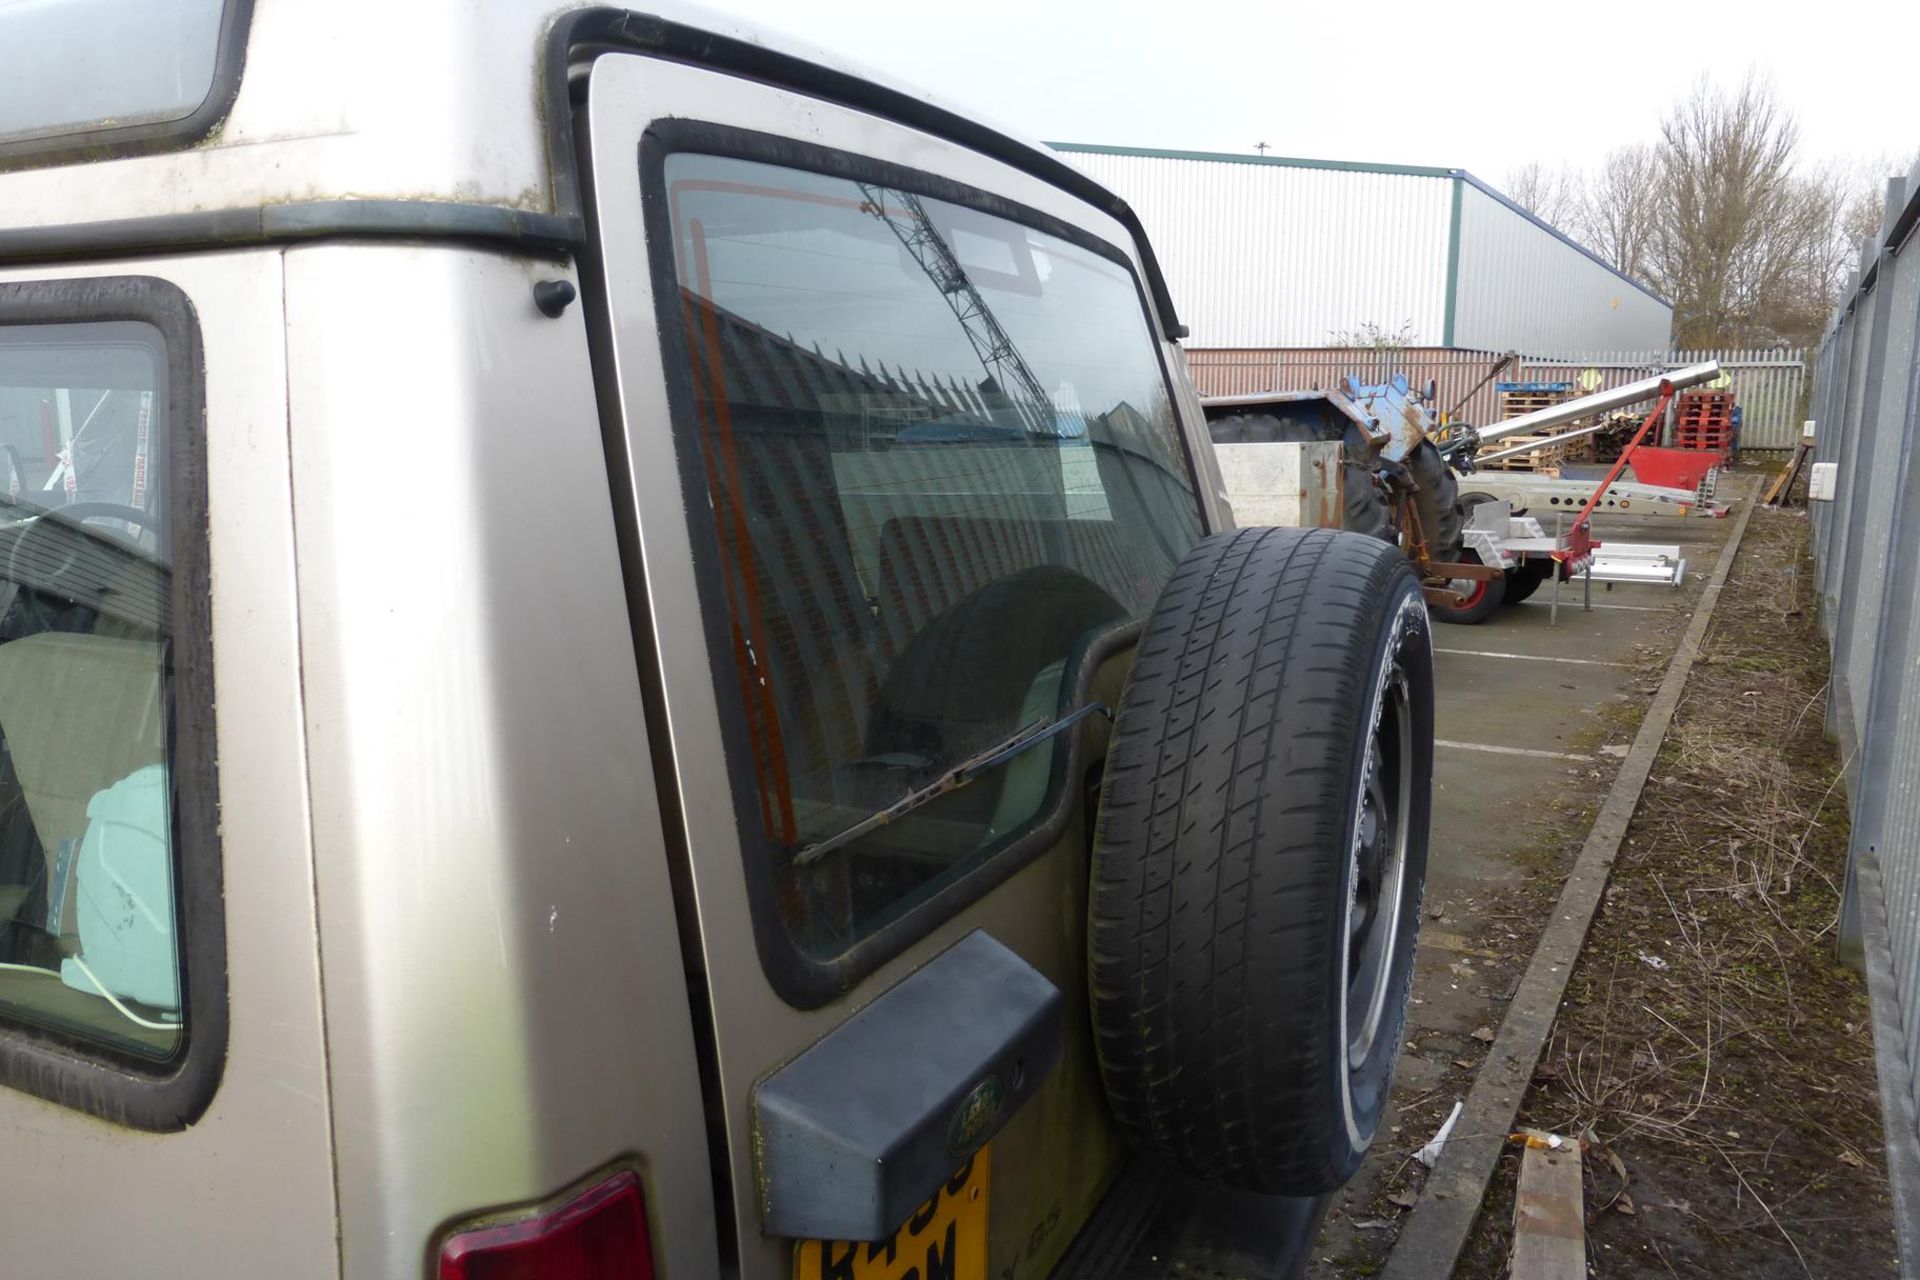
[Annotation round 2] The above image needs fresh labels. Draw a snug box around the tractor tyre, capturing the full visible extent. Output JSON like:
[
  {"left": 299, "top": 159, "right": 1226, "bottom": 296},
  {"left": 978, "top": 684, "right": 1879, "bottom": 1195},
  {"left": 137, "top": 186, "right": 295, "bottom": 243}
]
[
  {"left": 1343, "top": 463, "right": 1396, "bottom": 544},
  {"left": 1503, "top": 560, "right": 1553, "bottom": 606},
  {"left": 1405, "top": 441, "right": 1463, "bottom": 555}
]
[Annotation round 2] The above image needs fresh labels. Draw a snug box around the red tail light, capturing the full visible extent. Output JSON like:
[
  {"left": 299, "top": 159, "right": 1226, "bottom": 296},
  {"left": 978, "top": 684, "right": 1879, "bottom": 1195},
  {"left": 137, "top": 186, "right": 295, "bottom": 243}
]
[{"left": 438, "top": 1170, "right": 655, "bottom": 1280}]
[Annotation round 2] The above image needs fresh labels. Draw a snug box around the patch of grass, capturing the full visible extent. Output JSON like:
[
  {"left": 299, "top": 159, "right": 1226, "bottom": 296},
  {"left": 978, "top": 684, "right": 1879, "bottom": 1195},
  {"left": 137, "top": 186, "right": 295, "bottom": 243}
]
[{"left": 1459, "top": 509, "right": 1893, "bottom": 1280}]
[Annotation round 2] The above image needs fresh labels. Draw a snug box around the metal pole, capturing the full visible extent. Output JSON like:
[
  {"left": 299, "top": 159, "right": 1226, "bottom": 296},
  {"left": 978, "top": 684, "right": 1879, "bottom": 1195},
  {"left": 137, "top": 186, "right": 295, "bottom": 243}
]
[
  {"left": 1550, "top": 513, "right": 1563, "bottom": 628},
  {"left": 1447, "top": 350, "right": 1518, "bottom": 419},
  {"left": 1473, "top": 361, "right": 1722, "bottom": 447},
  {"left": 1583, "top": 558, "right": 1592, "bottom": 612},
  {"left": 1474, "top": 418, "right": 1609, "bottom": 466}
]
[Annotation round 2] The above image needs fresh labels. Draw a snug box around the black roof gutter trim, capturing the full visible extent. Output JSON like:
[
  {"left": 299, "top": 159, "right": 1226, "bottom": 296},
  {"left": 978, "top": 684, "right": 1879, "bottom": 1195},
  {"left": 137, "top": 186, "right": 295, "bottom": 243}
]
[
  {"left": 0, "top": 200, "right": 582, "bottom": 266},
  {"left": 543, "top": 7, "right": 1190, "bottom": 340}
]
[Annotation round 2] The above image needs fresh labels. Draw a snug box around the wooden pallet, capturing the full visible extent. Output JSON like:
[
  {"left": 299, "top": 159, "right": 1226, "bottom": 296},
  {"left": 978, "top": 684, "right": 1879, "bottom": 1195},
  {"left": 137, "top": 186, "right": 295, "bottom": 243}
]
[
  {"left": 1675, "top": 431, "right": 1734, "bottom": 450},
  {"left": 1558, "top": 421, "right": 1598, "bottom": 463},
  {"left": 1477, "top": 431, "right": 1565, "bottom": 474},
  {"left": 1498, "top": 391, "right": 1571, "bottom": 419},
  {"left": 1676, "top": 391, "right": 1735, "bottom": 440}
]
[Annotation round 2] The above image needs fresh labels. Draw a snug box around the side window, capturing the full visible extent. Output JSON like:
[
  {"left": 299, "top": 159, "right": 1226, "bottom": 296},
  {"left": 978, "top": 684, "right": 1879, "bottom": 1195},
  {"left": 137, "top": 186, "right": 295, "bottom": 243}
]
[
  {"left": 0, "top": 280, "right": 221, "bottom": 1129},
  {"left": 652, "top": 149, "right": 1203, "bottom": 973}
]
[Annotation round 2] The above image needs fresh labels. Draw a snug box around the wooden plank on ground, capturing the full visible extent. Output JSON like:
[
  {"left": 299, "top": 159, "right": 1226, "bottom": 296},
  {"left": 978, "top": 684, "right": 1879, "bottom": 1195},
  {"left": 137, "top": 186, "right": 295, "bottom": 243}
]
[
  {"left": 1762, "top": 442, "right": 1810, "bottom": 505},
  {"left": 1511, "top": 1134, "right": 1585, "bottom": 1280}
]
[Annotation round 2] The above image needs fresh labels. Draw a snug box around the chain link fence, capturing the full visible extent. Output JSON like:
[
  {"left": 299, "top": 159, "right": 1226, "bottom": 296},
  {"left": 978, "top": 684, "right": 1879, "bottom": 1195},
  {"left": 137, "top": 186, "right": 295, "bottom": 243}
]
[{"left": 1813, "top": 160, "right": 1920, "bottom": 1275}]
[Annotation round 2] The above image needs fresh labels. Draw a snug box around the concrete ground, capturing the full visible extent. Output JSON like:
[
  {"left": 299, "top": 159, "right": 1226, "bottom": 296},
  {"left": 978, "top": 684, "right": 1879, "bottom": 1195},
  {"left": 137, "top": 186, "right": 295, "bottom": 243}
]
[{"left": 1307, "top": 504, "right": 1743, "bottom": 1277}]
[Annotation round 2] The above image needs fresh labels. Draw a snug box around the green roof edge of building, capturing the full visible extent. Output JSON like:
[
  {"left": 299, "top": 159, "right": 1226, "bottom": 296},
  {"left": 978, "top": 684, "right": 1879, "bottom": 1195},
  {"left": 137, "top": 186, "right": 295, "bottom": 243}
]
[
  {"left": 1048, "top": 141, "right": 1671, "bottom": 309},
  {"left": 1443, "top": 176, "right": 1463, "bottom": 347},
  {"left": 1045, "top": 140, "right": 1455, "bottom": 180}
]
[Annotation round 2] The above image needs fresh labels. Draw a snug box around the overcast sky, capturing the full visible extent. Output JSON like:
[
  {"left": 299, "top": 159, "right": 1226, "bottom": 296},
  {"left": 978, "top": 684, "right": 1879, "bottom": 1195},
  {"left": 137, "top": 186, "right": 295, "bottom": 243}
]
[{"left": 703, "top": 0, "right": 1919, "bottom": 204}]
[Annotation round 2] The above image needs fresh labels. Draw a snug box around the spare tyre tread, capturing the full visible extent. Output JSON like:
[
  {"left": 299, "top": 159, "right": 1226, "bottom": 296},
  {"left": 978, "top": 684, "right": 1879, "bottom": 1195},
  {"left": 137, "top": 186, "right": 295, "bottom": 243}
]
[{"left": 1090, "top": 526, "right": 1428, "bottom": 1192}]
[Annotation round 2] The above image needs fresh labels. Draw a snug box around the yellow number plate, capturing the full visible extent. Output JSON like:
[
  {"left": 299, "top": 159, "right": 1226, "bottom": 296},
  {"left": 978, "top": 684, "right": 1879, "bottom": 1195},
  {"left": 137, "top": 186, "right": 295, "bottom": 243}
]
[{"left": 793, "top": 1146, "right": 990, "bottom": 1280}]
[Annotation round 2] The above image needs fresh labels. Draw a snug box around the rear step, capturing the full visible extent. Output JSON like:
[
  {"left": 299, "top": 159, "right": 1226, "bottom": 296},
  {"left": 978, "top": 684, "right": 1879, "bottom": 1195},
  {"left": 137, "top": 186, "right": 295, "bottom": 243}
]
[
  {"left": 1051, "top": 1156, "right": 1331, "bottom": 1279},
  {"left": 1588, "top": 542, "right": 1687, "bottom": 586}
]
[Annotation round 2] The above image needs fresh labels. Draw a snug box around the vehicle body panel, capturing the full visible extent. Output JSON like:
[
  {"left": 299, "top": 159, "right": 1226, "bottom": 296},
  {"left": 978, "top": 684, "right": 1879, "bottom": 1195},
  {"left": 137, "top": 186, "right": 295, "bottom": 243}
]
[
  {"left": 0, "top": 0, "right": 1068, "bottom": 238},
  {"left": 0, "top": 249, "right": 338, "bottom": 1276},
  {"left": 0, "top": 5, "right": 1238, "bottom": 1276},
  {"left": 282, "top": 241, "right": 719, "bottom": 1278}
]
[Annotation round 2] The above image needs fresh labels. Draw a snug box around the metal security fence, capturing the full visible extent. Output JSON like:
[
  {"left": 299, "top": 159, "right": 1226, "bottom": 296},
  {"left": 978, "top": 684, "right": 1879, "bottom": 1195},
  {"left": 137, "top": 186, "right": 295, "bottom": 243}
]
[
  {"left": 1813, "top": 160, "right": 1920, "bottom": 1273},
  {"left": 1186, "top": 346, "right": 1807, "bottom": 448}
]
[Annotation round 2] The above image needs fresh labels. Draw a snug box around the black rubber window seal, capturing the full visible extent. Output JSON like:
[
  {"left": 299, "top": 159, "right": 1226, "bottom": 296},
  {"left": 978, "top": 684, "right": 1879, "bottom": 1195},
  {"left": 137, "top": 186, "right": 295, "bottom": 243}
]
[
  {"left": 0, "top": 276, "right": 226, "bottom": 1132},
  {"left": 634, "top": 120, "right": 1200, "bottom": 1007}
]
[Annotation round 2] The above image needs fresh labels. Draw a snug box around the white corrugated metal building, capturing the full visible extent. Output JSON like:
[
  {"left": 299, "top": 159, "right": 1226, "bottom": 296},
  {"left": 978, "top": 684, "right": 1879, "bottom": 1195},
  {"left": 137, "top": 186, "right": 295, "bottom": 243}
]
[{"left": 1054, "top": 144, "right": 1672, "bottom": 357}]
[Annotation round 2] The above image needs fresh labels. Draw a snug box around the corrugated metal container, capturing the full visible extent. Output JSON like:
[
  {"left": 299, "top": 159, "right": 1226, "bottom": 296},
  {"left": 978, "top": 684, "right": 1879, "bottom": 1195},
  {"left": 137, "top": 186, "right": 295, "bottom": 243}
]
[
  {"left": 1451, "top": 184, "right": 1671, "bottom": 353},
  {"left": 1054, "top": 144, "right": 1673, "bottom": 358}
]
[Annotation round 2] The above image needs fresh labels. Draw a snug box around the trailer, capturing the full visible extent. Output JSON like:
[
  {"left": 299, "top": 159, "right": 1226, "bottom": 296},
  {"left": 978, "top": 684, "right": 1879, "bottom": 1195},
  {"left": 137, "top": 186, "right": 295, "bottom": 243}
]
[
  {"left": 1205, "top": 362, "right": 1723, "bottom": 624},
  {"left": 1458, "top": 472, "right": 1728, "bottom": 520}
]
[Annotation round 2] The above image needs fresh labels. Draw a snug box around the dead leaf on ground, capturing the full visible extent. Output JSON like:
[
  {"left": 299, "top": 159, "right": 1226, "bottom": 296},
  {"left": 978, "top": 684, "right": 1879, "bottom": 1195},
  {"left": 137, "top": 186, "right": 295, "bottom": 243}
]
[
  {"left": 1452, "top": 1058, "right": 1474, "bottom": 1070},
  {"left": 1616, "top": 1192, "right": 1637, "bottom": 1216},
  {"left": 1471, "top": 1025, "right": 1497, "bottom": 1043},
  {"left": 1387, "top": 1189, "right": 1419, "bottom": 1209},
  {"left": 1839, "top": 1149, "right": 1867, "bottom": 1169}
]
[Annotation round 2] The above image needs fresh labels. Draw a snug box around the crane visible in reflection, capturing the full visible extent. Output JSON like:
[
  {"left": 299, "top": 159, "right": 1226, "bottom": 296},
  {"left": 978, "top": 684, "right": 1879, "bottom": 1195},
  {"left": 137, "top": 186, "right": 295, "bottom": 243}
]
[{"left": 857, "top": 183, "right": 1058, "bottom": 436}]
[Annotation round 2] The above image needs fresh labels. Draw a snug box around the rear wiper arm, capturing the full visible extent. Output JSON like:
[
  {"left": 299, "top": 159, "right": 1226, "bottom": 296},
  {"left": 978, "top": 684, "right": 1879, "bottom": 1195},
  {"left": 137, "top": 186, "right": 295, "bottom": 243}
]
[{"left": 791, "top": 701, "right": 1111, "bottom": 867}]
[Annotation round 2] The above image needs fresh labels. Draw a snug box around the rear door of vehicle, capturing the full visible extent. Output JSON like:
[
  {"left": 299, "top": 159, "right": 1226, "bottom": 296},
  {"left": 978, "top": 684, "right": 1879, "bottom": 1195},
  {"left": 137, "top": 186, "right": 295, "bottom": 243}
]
[{"left": 578, "top": 49, "right": 1214, "bottom": 1280}]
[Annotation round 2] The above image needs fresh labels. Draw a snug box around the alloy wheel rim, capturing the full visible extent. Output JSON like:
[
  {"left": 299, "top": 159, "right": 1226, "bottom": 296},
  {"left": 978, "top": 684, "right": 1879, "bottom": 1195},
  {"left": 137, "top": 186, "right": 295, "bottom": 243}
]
[{"left": 1346, "top": 665, "right": 1413, "bottom": 1072}]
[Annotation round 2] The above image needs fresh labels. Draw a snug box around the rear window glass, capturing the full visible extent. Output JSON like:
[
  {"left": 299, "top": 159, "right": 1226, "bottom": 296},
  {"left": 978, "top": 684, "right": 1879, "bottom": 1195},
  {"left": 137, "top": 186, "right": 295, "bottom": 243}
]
[
  {"left": 661, "top": 152, "right": 1203, "bottom": 961},
  {"left": 0, "top": 321, "right": 180, "bottom": 1061},
  {"left": 0, "top": 0, "right": 227, "bottom": 145}
]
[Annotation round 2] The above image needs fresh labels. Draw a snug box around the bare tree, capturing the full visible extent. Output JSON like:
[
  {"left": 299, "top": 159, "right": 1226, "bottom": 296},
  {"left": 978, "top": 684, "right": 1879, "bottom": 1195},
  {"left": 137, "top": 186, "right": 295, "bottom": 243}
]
[
  {"left": 1505, "top": 160, "right": 1584, "bottom": 228},
  {"left": 1651, "top": 75, "right": 1834, "bottom": 346},
  {"left": 1795, "top": 163, "right": 1891, "bottom": 333},
  {"left": 1326, "top": 319, "right": 1417, "bottom": 349},
  {"left": 1497, "top": 87, "right": 1907, "bottom": 349},
  {"left": 1578, "top": 145, "right": 1663, "bottom": 285}
]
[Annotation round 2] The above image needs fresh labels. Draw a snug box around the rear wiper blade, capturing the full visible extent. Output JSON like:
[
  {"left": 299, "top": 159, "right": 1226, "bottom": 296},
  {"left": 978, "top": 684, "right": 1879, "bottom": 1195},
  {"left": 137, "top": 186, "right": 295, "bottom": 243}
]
[{"left": 791, "top": 701, "right": 1111, "bottom": 867}]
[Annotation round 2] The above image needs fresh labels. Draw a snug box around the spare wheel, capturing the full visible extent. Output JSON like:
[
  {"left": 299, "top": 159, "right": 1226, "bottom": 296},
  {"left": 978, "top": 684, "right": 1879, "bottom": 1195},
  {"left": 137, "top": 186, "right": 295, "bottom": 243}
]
[{"left": 1089, "top": 526, "right": 1434, "bottom": 1194}]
